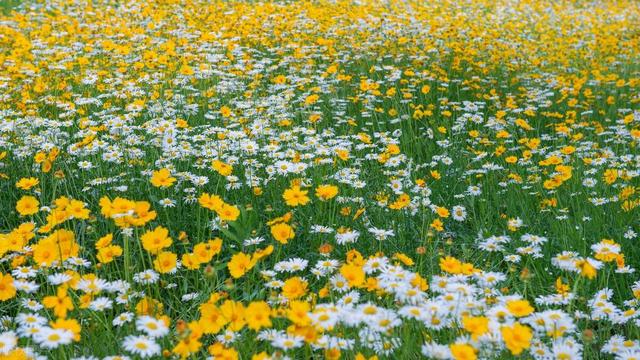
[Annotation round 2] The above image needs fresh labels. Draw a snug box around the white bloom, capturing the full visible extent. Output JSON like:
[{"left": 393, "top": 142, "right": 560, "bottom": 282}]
[
  {"left": 136, "top": 316, "right": 169, "bottom": 338},
  {"left": 0, "top": 331, "right": 17, "bottom": 354},
  {"left": 122, "top": 335, "right": 160, "bottom": 358}
]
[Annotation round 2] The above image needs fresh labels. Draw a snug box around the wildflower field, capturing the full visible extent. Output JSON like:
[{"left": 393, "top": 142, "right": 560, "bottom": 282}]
[{"left": 1, "top": 0, "right": 640, "bottom": 359}]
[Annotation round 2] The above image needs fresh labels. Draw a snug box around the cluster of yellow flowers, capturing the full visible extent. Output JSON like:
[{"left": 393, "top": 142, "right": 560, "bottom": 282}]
[{"left": 0, "top": 0, "right": 639, "bottom": 359}]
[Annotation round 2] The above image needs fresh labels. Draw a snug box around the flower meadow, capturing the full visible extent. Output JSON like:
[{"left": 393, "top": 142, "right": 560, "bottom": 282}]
[{"left": 0, "top": 0, "right": 640, "bottom": 359}]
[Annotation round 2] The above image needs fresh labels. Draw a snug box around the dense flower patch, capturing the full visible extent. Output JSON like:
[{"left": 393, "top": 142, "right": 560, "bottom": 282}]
[{"left": 0, "top": 0, "right": 640, "bottom": 359}]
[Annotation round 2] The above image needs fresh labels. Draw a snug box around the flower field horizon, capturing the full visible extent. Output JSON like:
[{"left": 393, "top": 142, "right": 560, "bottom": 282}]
[{"left": 1, "top": 0, "right": 640, "bottom": 359}]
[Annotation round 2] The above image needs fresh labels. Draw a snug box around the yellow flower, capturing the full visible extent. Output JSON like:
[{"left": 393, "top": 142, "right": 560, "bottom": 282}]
[
  {"left": 136, "top": 297, "right": 164, "bottom": 316},
  {"left": 199, "top": 193, "right": 224, "bottom": 211},
  {"left": 315, "top": 184, "right": 339, "bottom": 201},
  {"left": 515, "top": 118, "right": 533, "bottom": 130},
  {"left": 389, "top": 193, "right": 411, "bottom": 210},
  {"left": 96, "top": 245, "right": 123, "bottom": 264},
  {"left": 575, "top": 259, "right": 597, "bottom": 279},
  {"left": 176, "top": 118, "right": 189, "bottom": 128},
  {"left": 272, "top": 74, "right": 287, "bottom": 84},
  {"left": 51, "top": 318, "right": 81, "bottom": 342},
  {"left": 141, "top": 226, "right": 173, "bottom": 254},
  {"left": 66, "top": 199, "right": 90, "bottom": 219},
  {"left": 555, "top": 277, "right": 570, "bottom": 295},
  {"left": 321, "top": 347, "right": 341, "bottom": 360},
  {"left": 15, "top": 177, "right": 39, "bottom": 190},
  {"left": 43, "top": 287, "right": 74, "bottom": 318},
  {"left": 245, "top": 301, "right": 271, "bottom": 330},
  {"left": 32, "top": 229, "right": 79, "bottom": 266},
  {"left": 282, "top": 277, "right": 308, "bottom": 300},
  {"left": 182, "top": 253, "right": 201, "bottom": 270},
  {"left": 355, "top": 354, "right": 378, "bottom": 360},
  {"left": 435, "top": 206, "right": 449, "bottom": 218},
  {"left": 462, "top": 316, "right": 489, "bottom": 340},
  {"left": 506, "top": 299, "right": 534, "bottom": 317},
  {"left": 282, "top": 185, "right": 310, "bottom": 207},
  {"left": 430, "top": 218, "right": 444, "bottom": 232},
  {"left": 193, "top": 238, "right": 223, "bottom": 263},
  {"left": 304, "top": 94, "right": 319, "bottom": 106},
  {"left": 217, "top": 204, "right": 240, "bottom": 222},
  {"left": 95, "top": 233, "right": 113, "bottom": 249},
  {"left": 212, "top": 160, "right": 233, "bottom": 176},
  {"left": 16, "top": 195, "right": 39, "bottom": 216},
  {"left": 179, "top": 63, "right": 194, "bottom": 75},
  {"left": 439, "top": 256, "right": 462, "bottom": 274},
  {"left": 228, "top": 252, "right": 253, "bottom": 278},
  {"left": 153, "top": 251, "right": 178, "bottom": 273},
  {"left": 220, "top": 300, "right": 246, "bottom": 331},
  {"left": 335, "top": 149, "right": 350, "bottom": 161},
  {"left": 220, "top": 106, "right": 232, "bottom": 117},
  {"left": 0, "top": 273, "right": 16, "bottom": 301},
  {"left": 501, "top": 322, "right": 533, "bottom": 355},
  {"left": 150, "top": 168, "right": 176, "bottom": 188},
  {"left": 339, "top": 263, "right": 365, "bottom": 287},
  {"left": 505, "top": 156, "right": 518, "bottom": 164},
  {"left": 199, "top": 303, "right": 228, "bottom": 334},
  {"left": 252, "top": 245, "right": 274, "bottom": 261},
  {"left": 270, "top": 222, "right": 295, "bottom": 244},
  {"left": 393, "top": 253, "right": 414, "bottom": 266},
  {"left": 450, "top": 343, "right": 477, "bottom": 360},
  {"left": 172, "top": 331, "right": 203, "bottom": 359},
  {"left": 208, "top": 343, "right": 238, "bottom": 359},
  {"left": 41, "top": 160, "right": 52, "bottom": 173},
  {"left": 603, "top": 168, "right": 618, "bottom": 185},
  {"left": 287, "top": 301, "right": 311, "bottom": 326}
]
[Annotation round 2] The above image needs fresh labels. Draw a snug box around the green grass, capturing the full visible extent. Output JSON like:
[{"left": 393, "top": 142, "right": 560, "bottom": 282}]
[
  {"left": 0, "top": 0, "right": 639, "bottom": 359},
  {"left": 0, "top": 0, "right": 20, "bottom": 14}
]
